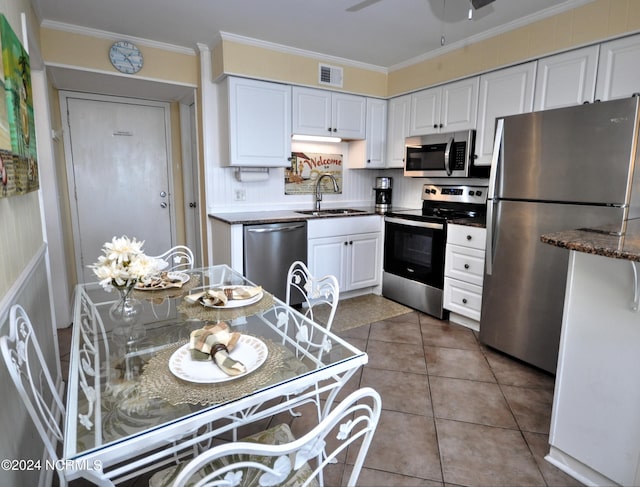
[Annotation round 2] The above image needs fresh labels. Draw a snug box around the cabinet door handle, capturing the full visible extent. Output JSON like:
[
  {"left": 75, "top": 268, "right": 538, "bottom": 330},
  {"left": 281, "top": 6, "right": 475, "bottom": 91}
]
[
  {"left": 466, "top": 235, "right": 472, "bottom": 240},
  {"left": 464, "top": 263, "right": 470, "bottom": 269},
  {"left": 462, "top": 298, "right": 468, "bottom": 304}
]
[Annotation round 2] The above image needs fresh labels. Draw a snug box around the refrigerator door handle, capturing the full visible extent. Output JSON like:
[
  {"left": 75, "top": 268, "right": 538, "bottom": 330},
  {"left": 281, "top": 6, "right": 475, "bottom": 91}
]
[
  {"left": 444, "top": 136, "right": 454, "bottom": 176},
  {"left": 488, "top": 118, "right": 504, "bottom": 200},
  {"left": 486, "top": 118, "right": 504, "bottom": 276},
  {"left": 486, "top": 199, "right": 496, "bottom": 275}
]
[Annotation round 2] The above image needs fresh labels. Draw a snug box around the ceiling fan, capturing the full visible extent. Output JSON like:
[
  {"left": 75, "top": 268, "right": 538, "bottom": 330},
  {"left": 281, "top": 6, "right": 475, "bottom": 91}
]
[{"left": 346, "top": 0, "right": 495, "bottom": 13}]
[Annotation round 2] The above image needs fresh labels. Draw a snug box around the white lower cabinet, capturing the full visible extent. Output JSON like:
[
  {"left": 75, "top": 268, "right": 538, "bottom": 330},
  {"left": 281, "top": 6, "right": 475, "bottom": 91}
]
[
  {"left": 548, "top": 251, "right": 640, "bottom": 486},
  {"left": 307, "top": 216, "right": 382, "bottom": 294},
  {"left": 443, "top": 224, "right": 486, "bottom": 330}
]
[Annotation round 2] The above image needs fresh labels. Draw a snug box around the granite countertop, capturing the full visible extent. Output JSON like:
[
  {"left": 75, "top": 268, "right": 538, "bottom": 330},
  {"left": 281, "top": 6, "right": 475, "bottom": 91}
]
[
  {"left": 541, "top": 219, "right": 640, "bottom": 262},
  {"left": 209, "top": 206, "right": 380, "bottom": 225},
  {"left": 210, "top": 207, "right": 486, "bottom": 227}
]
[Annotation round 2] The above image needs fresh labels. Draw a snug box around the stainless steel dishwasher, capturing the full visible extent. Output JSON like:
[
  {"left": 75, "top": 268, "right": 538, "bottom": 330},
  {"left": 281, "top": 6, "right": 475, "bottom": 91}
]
[{"left": 243, "top": 221, "right": 307, "bottom": 305}]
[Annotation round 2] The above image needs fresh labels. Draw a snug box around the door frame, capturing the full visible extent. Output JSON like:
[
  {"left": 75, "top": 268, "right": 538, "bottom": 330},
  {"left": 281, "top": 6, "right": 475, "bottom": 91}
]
[
  {"left": 59, "top": 90, "right": 177, "bottom": 284},
  {"left": 180, "top": 100, "right": 202, "bottom": 267}
]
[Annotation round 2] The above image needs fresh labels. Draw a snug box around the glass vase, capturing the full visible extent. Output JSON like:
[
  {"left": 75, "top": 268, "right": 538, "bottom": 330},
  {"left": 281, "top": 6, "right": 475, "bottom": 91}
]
[{"left": 109, "top": 285, "right": 143, "bottom": 327}]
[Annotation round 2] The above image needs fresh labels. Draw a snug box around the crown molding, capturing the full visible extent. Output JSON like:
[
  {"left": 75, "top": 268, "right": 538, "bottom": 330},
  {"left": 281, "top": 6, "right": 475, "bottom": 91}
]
[
  {"left": 389, "top": 0, "right": 596, "bottom": 71},
  {"left": 41, "top": 19, "right": 197, "bottom": 56},
  {"left": 218, "top": 31, "right": 388, "bottom": 74}
]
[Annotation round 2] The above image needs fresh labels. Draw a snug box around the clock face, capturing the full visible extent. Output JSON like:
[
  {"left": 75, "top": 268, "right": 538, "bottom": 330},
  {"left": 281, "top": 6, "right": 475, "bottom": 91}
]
[{"left": 109, "top": 41, "right": 143, "bottom": 74}]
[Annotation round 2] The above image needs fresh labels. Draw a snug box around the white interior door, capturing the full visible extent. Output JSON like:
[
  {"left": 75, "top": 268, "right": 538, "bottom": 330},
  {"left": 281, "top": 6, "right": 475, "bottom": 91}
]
[{"left": 61, "top": 92, "right": 174, "bottom": 284}]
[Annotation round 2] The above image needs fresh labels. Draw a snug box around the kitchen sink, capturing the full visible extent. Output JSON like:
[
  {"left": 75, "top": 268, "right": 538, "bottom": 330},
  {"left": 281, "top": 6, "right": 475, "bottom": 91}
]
[{"left": 296, "top": 208, "right": 367, "bottom": 216}]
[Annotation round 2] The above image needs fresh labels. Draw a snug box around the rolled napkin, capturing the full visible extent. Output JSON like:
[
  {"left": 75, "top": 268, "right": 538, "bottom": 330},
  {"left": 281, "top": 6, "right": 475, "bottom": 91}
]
[
  {"left": 184, "top": 285, "right": 263, "bottom": 307},
  {"left": 137, "top": 272, "right": 184, "bottom": 290},
  {"left": 189, "top": 322, "right": 246, "bottom": 376}
]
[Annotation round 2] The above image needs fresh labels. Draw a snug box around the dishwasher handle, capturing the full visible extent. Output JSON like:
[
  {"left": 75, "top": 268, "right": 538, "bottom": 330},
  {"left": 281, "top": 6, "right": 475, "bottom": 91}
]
[{"left": 246, "top": 223, "right": 306, "bottom": 234}]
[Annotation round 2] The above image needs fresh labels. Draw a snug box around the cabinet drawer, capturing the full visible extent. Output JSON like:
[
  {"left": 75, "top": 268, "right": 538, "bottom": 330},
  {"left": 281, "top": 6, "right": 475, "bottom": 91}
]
[
  {"left": 445, "top": 244, "right": 485, "bottom": 286},
  {"left": 307, "top": 215, "right": 382, "bottom": 239},
  {"left": 447, "top": 224, "right": 486, "bottom": 249},
  {"left": 444, "top": 278, "right": 482, "bottom": 321}
]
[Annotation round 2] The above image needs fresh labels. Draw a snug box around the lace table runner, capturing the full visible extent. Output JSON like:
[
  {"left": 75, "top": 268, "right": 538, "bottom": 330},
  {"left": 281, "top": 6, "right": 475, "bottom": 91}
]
[{"left": 139, "top": 337, "right": 307, "bottom": 406}]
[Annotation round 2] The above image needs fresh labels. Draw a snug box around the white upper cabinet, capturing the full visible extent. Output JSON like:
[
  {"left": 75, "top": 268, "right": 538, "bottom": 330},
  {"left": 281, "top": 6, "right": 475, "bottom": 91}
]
[
  {"left": 222, "top": 76, "right": 292, "bottom": 167},
  {"left": 409, "top": 77, "right": 478, "bottom": 136},
  {"left": 348, "top": 98, "right": 388, "bottom": 169},
  {"left": 476, "top": 62, "right": 536, "bottom": 166},
  {"left": 595, "top": 33, "right": 640, "bottom": 101},
  {"left": 534, "top": 45, "right": 599, "bottom": 111},
  {"left": 292, "top": 86, "right": 366, "bottom": 139},
  {"left": 386, "top": 94, "right": 411, "bottom": 169}
]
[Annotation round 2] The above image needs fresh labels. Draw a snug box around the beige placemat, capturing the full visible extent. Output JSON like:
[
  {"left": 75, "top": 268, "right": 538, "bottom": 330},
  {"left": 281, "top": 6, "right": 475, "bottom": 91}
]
[
  {"left": 139, "top": 337, "right": 307, "bottom": 406},
  {"left": 177, "top": 291, "right": 275, "bottom": 322}
]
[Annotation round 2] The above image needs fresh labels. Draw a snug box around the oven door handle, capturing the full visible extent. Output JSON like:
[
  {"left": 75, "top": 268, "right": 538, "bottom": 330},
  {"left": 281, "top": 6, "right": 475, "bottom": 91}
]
[{"left": 385, "top": 217, "right": 444, "bottom": 231}]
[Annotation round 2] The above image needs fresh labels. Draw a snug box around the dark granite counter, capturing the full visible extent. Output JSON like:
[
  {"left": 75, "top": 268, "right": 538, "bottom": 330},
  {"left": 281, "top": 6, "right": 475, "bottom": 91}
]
[
  {"left": 209, "top": 206, "right": 380, "bottom": 225},
  {"left": 541, "top": 219, "right": 640, "bottom": 262}
]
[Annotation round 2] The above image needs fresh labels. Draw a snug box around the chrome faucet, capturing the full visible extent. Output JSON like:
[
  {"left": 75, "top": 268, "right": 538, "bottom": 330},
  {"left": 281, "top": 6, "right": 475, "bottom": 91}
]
[{"left": 315, "top": 173, "right": 339, "bottom": 212}]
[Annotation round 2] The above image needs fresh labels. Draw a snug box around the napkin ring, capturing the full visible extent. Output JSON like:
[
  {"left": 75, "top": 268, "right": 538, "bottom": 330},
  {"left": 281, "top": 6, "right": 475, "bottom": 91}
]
[{"left": 210, "top": 343, "right": 229, "bottom": 357}]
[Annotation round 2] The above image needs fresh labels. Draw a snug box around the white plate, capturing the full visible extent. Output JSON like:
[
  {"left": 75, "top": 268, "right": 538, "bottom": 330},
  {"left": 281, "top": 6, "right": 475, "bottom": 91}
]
[
  {"left": 168, "top": 335, "right": 268, "bottom": 383},
  {"left": 135, "top": 271, "right": 190, "bottom": 291},
  {"left": 202, "top": 285, "right": 264, "bottom": 308}
]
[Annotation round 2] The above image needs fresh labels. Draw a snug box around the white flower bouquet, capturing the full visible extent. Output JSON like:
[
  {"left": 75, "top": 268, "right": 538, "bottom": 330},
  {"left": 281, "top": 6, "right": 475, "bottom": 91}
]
[{"left": 89, "top": 236, "right": 168, "bottom": 292}]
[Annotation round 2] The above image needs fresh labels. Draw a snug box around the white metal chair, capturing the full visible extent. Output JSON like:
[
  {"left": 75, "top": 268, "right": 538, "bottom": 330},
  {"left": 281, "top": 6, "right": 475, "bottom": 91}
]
[
  {"left": 285, "top": 261, "right": 339, "bottom": 331},
  {"left": 154, "top": 245, "right": 195, "bottom": 272},
  {"left": 0, "top": 304, "right": 112, "bottom": 486},
  {"left": 150, "top": 387, "right": 381, "bottom": 487}
]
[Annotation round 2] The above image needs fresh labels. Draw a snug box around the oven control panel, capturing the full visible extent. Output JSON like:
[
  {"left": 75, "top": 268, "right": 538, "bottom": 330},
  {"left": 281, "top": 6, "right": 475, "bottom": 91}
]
[{"left": 421, "top": 184, "right": 487, "bottom": 205}]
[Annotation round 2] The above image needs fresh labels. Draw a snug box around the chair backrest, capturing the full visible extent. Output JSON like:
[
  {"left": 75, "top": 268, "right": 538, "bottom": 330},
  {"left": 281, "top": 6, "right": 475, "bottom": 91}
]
[
  {"left": 172, "top": 387, "right": 381, "bottom": 487},
  {"left": 154, "top": 245, "right": 194, "bottom": 272},
  {"left": 1, "top": 305, "right": 66, "bottom": 485},
  {"left": 285, "top": 261, "right": 339, "bottom": 331}
]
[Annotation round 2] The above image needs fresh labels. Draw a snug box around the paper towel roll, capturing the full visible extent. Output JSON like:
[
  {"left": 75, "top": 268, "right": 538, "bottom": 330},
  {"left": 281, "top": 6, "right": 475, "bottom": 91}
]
[{"left": 235, "top": 168, "right": 269, "bottom": 182}]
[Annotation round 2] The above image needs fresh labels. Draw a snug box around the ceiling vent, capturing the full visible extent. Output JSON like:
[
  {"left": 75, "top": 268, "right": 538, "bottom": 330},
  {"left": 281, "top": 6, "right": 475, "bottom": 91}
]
[{"left": 319, "top": 64, "right": 343, "bottom": 88}]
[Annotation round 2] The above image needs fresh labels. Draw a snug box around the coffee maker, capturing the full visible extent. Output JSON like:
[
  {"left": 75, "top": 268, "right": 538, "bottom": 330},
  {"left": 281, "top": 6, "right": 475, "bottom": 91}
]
[{"left": 374, "top": 177, "right": 392, "bottom": 213}]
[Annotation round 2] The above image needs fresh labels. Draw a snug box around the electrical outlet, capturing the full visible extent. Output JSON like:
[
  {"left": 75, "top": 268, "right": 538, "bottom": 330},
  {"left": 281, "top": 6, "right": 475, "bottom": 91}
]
[{"left": 234, "top": 188, "right": 246, "bottom": 201}]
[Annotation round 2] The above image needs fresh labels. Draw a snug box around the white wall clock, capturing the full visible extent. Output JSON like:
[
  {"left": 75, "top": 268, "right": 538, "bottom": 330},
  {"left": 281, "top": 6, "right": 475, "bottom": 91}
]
[{"left": 109, "top": 41, "right": 143, "bottom": 74}]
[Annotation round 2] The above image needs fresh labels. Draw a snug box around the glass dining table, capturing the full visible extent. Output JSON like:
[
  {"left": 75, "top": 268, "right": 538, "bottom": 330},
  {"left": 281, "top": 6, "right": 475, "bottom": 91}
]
[{"left": 63, "top": 264, "right": 367, "bottom": 485}]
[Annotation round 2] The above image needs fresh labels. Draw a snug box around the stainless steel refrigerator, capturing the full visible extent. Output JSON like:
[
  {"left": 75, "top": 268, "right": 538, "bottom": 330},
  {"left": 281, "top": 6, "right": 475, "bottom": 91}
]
[{"left": 480, "top": 97, "right": 640, "bottom": 374}]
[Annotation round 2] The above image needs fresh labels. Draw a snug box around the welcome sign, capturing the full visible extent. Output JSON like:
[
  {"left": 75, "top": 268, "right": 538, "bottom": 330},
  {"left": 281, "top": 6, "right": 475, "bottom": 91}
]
[{"left": 285, "top": 152, "right": 343, "bottom": 195}]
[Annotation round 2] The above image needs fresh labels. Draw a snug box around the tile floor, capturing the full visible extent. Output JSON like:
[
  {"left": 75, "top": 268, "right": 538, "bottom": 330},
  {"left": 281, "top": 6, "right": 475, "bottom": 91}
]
[{"left": 58, "top": 311, "right": 584, "bottom": 487}]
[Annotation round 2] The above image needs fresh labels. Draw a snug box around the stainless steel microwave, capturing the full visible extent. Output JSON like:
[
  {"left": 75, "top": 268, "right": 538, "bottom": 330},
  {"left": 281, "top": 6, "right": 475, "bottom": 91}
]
[{"left": 404, "top": 129, "right": 477, "bottom": 178}]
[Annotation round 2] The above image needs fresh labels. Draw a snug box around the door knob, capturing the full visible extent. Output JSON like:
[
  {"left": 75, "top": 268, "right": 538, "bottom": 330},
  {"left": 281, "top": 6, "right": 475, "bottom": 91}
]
[
  {"left": 160, "top": 191, "right": 167, "bottom": 197},
  {"left": 160, "top": 202, "right": 167, "bottom": 208}
]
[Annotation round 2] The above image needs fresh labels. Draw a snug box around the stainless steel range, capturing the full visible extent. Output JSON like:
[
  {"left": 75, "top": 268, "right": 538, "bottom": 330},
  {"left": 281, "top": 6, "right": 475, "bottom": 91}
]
[{"left": 382, "top": 184, "right": 487, "bottom": 318}]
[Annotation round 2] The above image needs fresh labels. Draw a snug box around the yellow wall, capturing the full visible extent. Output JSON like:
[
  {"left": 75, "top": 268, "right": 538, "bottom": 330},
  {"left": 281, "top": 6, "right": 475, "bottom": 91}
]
[
  {"left": 213, "top": 39, "right": 388, "bottom": 98},
  {"left": 389, "top": 0, "right": 640, "bottom": 95},
  {"left": 40, "top": 28, "right": 199, "bottom": 86},
  {"left": 210, "top": 0, "right": 640, "bottom": 99}
]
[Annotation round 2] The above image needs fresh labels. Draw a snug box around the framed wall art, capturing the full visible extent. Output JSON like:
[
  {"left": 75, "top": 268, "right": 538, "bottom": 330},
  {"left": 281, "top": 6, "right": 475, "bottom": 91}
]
[
  {"left": 0, "top": 14, "right": 37, "bottom": 199},
  {"left": 285, "top": 152, "right": 343, "bottom": 195}
]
